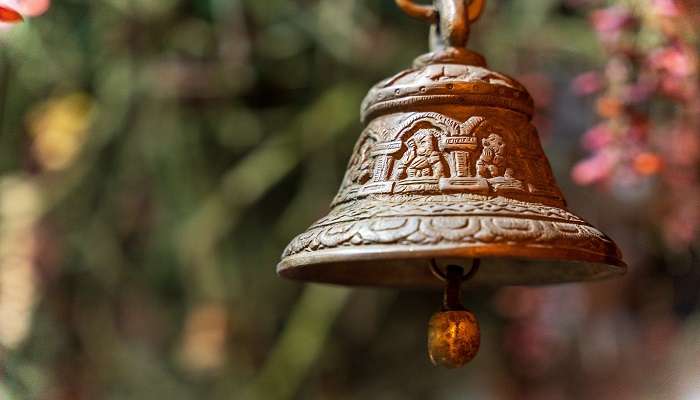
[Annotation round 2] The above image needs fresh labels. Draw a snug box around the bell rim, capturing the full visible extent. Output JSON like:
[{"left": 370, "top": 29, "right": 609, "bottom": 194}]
[{"left": 277, "top": 243, "right": 626, "bottom": 288}]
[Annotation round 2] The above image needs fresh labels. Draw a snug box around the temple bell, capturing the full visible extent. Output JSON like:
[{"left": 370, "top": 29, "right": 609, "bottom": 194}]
[{"left": 278, "top": 0, "right": 625, "bottom": 368}]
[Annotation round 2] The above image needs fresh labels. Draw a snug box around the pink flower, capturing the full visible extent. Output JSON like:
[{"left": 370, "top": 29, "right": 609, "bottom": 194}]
[
  {"left": 571, "top": 152, "right": 616, "bottom": 185},
  {"left": 581, "top": 124, "right": 614, "bottom": 151},
  {"left": 0, "top": 0, "right": 48, "bottom": 32},
  {"left": 622, "top": 79, "right": 656, "bottom": 103},
  {"left": 0, "top": 0, "right": 49, "bottom": 18},
  {"left": 20, "top": 0, "right": 49, "bottom": 17},
  {"left": 652, "top": 0, "right": 682, "bottom": 17},
  {"left": 590, "top": 6, "right": 635, "bottom": 41},
  {"left": 658, "top": 75, "right": 693, "bottom": 100},
  {"left": 648, "top": 46, "right": 696, "bottom": 78},
  {"left": 572, "top": 71, "right": 603, "bottom": 96}
]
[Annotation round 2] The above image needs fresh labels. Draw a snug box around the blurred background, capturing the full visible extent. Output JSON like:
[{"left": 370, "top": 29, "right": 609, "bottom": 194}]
[{"left": 0, "top": 0, "right": 698, "bottom": 399}]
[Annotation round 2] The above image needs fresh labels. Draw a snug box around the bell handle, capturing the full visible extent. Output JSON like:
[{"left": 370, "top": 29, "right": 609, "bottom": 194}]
[
  {"left": 395, "top": 0, "right": 486, "bottom": 49},
  {"left": 429, "top": 258, "right": 480, "bottom": 283},
  {"left": 394, "top": 0, "right": 436, "bottom": 22},
  {"left": 466, "top": 0, "right": 486, "bottom": 23}
]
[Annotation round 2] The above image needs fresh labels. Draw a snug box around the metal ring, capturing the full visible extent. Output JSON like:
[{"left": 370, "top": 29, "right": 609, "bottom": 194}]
[
  {"left": 394, "top": 0, "right": 437, "bottom": 22},
  {"left": 429, "top": 258, "right": 480, "bottom": 282}
]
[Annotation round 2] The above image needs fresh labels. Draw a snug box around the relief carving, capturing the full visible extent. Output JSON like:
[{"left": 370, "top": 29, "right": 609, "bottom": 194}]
[
  {"left": 475, "top": 133, "right": 513, "bottom": 179},
  {"left": 347, "top": 136, "right": 375, "bottom": 185},
  {"left": 282, "top": 195, "right": 621, "bottom": 260},
  {"left": 393, "top": 129, "right": 446, "bottom": 179},
  {"left": 332, "top": 112, "right": 565, "bottom": 205}
]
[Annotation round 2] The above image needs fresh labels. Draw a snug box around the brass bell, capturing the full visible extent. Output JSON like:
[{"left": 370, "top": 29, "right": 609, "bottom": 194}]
[{"left": 278, "top": 0, "right": 625, "bottom": 368}]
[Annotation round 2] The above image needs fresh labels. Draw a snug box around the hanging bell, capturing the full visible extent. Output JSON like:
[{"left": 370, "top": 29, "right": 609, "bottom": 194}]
[{"left": 278, "top": 0, "right": 625, "bottom": 367}]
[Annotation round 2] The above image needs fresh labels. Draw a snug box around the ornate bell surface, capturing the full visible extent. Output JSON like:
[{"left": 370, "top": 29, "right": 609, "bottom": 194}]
[{"left": 278, "top": 0, "right": 626, "bottom": 289}]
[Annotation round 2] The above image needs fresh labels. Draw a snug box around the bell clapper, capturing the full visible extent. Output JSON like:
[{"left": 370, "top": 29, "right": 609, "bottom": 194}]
[{"left": 427, "top": 259, "right": 481, "bottom": 368}]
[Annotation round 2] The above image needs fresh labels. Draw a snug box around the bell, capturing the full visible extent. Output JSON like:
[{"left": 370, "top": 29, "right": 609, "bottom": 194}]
[{"left": 278, "top": 0, "right": 625, "bottom": 367}]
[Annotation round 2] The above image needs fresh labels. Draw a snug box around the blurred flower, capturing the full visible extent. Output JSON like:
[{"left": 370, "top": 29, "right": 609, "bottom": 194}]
[
  {"left": 633, "top": 152, "right": 663, "bottom": 176},
  {"left": 0, "top": 4, "right": 22, "bottom": 23},
  {"left": 652, "top": 0, "right": 683, "bottom": 17},
  {"left": 595, "top": 95, "right": 624, "bottom": 118},
  {"left": 649, "top": 46, "right": 696, "bottom": 78},
  {"left": 2, "top": 0, "right": 48, "bottom": 16},
  {"left": 572, "top": 151, "right": 616, "bottom": 185},
  {"left": 0, "top": 0, "right": 49, "bottom": 30},
  {"left": 591, "top": 6, "right": 633, "bottom": 33},
  {"left": 581, "top": 123, "right": 614, "bottom": 151},
  {"left": 16, "top": 0, "right": 49, "bottom": 16},
  {"left": 178, "top": 303, "right": 229, "bottom": 372},
  {"left": 605, "top": 57, "right": 631, "bottom": 82},
  {"left": 658, "top": 75, "right": 692, "bottom": 100},
  {"left": 590, "top": 6, "right": 635, "bottom": 42},
  {"left": 573, "top": 0, "right": 700, "bottom": 246},
  {"left": 0, "top": 177, "right": 41, "bottom": 350},
  {"left": 621, "top": 79, "right": 655, "bottom": 103},
  {"left": 26, "top": 93, "right": 96, "bottom": 171},
  {"left": 572, "top": 71, "right": 603, "bottom": 96}
]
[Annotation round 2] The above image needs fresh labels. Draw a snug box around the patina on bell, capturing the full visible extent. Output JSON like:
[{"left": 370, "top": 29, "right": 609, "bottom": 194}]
[
  {"left": 278, "top": 1, "right": 625, "bottom": 288},
  {"left": 278, "top": 0, "right": 626, "bottom": 369}
]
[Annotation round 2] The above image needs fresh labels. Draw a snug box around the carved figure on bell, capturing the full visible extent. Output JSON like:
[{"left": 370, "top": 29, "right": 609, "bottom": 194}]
[
  {"left": 394, "top": 129, "right": 446, "bottom": 179},
  {"left": 476, "top": 133, "right": 513, "bottom": 178},
  {"left": 348, "top": 139, "right": 375, "bottom": 184}
]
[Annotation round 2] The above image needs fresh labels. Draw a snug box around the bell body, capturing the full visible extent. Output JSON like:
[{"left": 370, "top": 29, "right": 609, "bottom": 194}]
[{"left": 278, "top": 49, "right": 625, "bottom": 288}]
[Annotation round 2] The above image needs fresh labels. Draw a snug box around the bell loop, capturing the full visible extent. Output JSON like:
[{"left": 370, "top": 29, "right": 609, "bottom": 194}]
[
  {"left": 430, "top": 259, "right": 480, "bottom": 311},
  {"left": 429, "top": 258, "right": 480, "bottom": 283},
  {"left": 395, "top": 0, "right": 486, "bottom": 50}
]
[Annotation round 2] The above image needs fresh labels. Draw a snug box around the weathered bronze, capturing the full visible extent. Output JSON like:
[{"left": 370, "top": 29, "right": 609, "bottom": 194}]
[
  {"left": 278, "top": 0, "right": 625, "bottom": 367},
  {"left": 279, "top": 0, "right": 625, "bottom": 287}
]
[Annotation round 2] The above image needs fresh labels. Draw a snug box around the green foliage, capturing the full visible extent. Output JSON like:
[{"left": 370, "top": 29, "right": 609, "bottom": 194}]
[{"left": 0, "top": 1, "right": 696, "bottom": 399}]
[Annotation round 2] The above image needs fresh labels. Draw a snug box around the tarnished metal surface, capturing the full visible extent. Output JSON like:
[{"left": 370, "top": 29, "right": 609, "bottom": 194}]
[
  {"left": 428, "top": 310, "right": 480, "bottom": 368},
  {"left": 278, "top": 0, "right": 625, "bottom": 288}
]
